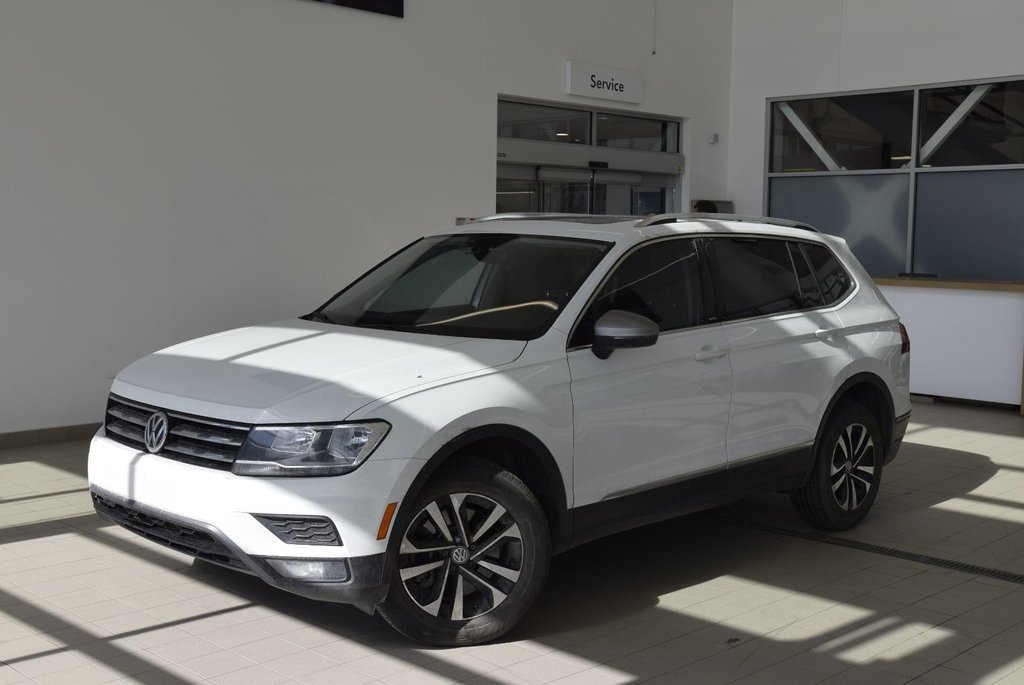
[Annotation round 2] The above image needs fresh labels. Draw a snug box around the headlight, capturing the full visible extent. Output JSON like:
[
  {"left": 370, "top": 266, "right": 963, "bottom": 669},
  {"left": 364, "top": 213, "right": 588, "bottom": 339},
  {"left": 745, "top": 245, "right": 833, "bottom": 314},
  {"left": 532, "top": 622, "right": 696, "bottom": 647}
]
[{"left": 232, "top": 421, "right": 389, "bottom": 477}]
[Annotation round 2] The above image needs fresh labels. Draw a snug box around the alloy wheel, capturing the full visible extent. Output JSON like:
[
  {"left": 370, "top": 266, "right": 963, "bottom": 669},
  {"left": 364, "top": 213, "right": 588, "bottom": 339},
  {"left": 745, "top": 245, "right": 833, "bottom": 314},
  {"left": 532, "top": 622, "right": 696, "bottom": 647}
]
[
  {"left": 397, "top": 493, "right": 523, "bottom": 621},
  {"left": 830, "top": 422, "right": 876, "bottom": 511}
]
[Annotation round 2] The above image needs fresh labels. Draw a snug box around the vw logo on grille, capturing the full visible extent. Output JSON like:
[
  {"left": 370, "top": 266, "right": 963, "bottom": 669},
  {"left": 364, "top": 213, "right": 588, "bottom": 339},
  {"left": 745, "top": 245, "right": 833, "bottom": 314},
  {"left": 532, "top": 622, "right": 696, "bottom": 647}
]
[{"left": 144, "top": 411, "right": 169, "bottom": 453}]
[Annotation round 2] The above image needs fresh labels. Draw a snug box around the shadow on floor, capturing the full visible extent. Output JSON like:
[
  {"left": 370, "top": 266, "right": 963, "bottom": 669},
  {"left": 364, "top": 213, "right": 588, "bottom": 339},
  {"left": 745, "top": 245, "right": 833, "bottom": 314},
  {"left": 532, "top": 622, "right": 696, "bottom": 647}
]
[{"left": 1, "top": 441, "right": 1021, "bottom": 683}]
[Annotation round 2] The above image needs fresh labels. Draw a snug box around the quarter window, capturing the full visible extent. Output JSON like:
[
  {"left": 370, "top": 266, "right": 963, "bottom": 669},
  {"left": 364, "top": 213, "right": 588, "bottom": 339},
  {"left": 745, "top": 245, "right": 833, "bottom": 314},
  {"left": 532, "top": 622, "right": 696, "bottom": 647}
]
[
  {"left": 572, "top": 239, "right": 704, "bottom": 347},
  {"left": 788, "top": 242, "right": 824, "bottom": 308},
  {"left": 802, "top": 243, "right": 853, "bottom": 305}
]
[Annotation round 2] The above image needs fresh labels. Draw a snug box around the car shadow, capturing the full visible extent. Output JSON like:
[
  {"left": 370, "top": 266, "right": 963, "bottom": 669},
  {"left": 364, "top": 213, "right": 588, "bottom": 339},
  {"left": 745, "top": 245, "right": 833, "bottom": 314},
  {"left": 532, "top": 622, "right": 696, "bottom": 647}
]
[{"left": 170, "top": 443, "right": 1024, "bottom": 683}]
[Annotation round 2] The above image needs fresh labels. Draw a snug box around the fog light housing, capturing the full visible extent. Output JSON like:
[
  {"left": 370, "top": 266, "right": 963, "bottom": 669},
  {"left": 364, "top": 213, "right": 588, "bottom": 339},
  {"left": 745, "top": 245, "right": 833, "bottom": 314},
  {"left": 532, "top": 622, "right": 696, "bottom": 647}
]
[{"left": 263, "top": 558, "right": 350, "bottom": 582}]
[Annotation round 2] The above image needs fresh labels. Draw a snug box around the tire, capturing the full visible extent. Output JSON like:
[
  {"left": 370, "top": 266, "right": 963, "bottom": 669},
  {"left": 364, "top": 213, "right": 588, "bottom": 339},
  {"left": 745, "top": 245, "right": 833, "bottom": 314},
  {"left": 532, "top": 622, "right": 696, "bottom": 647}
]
[
  {"left": 792, "top": 402, "right": 883, "bottom": 531},
  {"left": 379, "top": 461, "right": 551, "bottom": 646}
]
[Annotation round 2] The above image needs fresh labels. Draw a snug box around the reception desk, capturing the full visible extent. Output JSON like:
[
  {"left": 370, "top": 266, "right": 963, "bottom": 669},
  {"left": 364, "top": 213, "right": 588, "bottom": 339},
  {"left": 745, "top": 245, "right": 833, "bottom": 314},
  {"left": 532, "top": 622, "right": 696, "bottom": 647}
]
[{"left": 874, "top": 279, "right": 1024, "bottom": 413}]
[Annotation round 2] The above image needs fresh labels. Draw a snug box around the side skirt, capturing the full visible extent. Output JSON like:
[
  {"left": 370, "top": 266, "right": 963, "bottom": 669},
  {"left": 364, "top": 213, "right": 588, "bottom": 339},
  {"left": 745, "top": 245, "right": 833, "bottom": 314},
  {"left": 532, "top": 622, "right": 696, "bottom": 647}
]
[{"left": 568, "top": 445, "right": 814, "bottom": 550}]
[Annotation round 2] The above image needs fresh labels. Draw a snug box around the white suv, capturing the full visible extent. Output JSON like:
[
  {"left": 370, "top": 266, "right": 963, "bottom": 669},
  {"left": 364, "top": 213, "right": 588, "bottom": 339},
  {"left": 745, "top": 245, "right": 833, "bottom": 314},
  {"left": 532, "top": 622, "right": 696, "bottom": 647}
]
[{"left": 88, "top": 213, "right": 911, "bottom": 646}]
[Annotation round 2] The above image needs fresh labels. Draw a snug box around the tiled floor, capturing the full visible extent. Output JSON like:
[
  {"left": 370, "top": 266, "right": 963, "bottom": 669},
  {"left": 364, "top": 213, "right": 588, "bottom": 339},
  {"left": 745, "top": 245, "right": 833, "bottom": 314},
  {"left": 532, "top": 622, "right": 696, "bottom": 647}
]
[{"left": 1, "top": 399, "right": 1023, "bottom": 684}]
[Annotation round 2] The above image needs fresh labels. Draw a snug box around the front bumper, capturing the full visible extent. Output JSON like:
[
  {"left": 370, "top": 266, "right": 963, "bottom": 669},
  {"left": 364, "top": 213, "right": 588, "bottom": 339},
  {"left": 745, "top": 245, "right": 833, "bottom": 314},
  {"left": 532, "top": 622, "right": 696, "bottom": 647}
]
[
  {"left": 92, "top": 486, "right": 387, "bottom": 612},
  {"left": 87, "top": 432, "right": 422, "bottom": 612}
]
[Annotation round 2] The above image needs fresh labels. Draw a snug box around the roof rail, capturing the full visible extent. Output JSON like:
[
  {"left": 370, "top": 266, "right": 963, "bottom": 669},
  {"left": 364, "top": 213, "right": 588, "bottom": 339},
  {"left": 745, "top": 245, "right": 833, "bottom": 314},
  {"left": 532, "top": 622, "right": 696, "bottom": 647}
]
[
  {"left": 635, "top": 212, "right": 819, "bottom": 233},
  {"left": 472, "top": 213, "right": 639, "bottom": 224}
]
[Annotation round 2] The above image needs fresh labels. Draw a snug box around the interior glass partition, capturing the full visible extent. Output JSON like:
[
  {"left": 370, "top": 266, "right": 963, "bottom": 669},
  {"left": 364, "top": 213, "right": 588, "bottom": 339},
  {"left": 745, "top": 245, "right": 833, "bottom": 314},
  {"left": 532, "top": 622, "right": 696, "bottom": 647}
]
[
  {"left": 913, "top": 169, "right": 1024, "bottom": 281},
  {"left": 769, "top": 174, "right": 909, "bottom": 277},
  {"left": 767, "top": 76, "right": 1024, "bottom": 281}
]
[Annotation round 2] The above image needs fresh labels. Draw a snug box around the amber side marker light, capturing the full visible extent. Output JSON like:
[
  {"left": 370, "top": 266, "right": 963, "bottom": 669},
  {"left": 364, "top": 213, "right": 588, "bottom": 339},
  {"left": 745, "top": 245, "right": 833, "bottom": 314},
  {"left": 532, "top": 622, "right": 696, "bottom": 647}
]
[{"left": 377, "top": 502, "right": 399, "bottom": 540}]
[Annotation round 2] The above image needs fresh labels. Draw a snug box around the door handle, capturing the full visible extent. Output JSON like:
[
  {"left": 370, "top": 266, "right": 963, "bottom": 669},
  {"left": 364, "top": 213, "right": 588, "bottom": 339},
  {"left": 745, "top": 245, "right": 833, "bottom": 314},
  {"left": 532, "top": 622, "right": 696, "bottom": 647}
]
[
  {"left": 814, "top": 329, "right": 837, "bottom": 341},
  {"left": 694, "top": 346, "right": 727, "bottom": 362}
]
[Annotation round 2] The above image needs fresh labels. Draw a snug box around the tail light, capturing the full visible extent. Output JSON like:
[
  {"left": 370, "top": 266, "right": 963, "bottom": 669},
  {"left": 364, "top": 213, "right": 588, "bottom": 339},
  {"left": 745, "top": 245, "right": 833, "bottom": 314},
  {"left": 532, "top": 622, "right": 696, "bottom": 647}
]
[{"left": 899, "top": 323, "right": 910, "bottom": 354}]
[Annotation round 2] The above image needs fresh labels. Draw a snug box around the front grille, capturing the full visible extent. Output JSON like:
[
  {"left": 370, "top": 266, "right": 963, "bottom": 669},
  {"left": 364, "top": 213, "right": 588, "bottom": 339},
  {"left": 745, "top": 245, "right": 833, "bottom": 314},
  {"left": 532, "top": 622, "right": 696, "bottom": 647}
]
[
  {"left": 253, "top": 515, "right": 342, "bottom": 546},
  {"left": 105, "top": 394, "right": 250, "bottom": 470},
  {"left": 92, "top": 492, "right": 247, "bottom": 571}
]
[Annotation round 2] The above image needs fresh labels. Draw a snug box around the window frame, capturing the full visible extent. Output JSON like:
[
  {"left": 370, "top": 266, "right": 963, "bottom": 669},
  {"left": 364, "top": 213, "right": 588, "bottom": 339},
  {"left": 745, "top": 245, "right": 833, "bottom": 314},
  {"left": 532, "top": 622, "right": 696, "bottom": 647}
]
[{"left": 765, "top": 73, "right": 1024, "bottom": 280}]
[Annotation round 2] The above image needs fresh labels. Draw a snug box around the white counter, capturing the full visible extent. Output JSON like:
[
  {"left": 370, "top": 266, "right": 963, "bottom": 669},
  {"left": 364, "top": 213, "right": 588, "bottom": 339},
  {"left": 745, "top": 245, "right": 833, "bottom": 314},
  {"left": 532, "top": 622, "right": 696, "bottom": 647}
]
[{"left": 877, "top": 280, "right": 1024, "bottom": 408}]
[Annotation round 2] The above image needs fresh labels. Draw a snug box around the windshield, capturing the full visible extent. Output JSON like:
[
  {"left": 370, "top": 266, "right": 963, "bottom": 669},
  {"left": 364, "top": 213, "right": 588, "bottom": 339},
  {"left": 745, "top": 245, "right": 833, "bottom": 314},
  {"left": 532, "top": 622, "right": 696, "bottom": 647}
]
[{"left": 312, "top": 233, "right": 612, "bottom": 340}]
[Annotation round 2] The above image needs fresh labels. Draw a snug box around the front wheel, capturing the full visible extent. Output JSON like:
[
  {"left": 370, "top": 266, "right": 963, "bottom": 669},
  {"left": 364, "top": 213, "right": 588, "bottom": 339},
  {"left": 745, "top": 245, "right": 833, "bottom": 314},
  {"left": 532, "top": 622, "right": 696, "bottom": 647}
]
[
  {"left": 379, "top": 461, "right": 551, "bottom": 646},
  {"left": 792, "top": 402, "right": 883, "bottom": 530}
]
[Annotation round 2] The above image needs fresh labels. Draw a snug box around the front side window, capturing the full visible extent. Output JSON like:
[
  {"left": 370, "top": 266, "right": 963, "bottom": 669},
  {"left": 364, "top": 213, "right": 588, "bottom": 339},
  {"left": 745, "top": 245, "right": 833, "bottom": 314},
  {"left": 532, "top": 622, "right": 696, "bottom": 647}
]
[
  {"left": 315, "top": 234, "right": 611, "bottom": 340},
  {"left": 571, "top": 239, "right": 704, "bottom": 347}
]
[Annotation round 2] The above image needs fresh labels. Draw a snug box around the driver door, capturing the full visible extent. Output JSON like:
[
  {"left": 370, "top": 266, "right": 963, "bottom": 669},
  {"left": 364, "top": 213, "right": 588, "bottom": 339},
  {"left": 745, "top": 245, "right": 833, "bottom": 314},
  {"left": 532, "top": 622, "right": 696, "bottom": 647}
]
[{"left": 567, "top": 238, "right": 731, "bottom": 511}]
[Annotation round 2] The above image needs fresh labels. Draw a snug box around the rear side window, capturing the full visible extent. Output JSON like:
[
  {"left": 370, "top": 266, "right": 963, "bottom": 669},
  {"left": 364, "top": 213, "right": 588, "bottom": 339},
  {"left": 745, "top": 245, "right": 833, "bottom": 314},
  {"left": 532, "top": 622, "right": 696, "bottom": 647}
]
[
  {"left": 571, "top": 238, "right": 704, "bottom": 347},
  {"left": 802, "top": 243, "right": 854, "bottom": 305},
  {"left": 710, "top": 238, "right": 803, "bottom": 320}
]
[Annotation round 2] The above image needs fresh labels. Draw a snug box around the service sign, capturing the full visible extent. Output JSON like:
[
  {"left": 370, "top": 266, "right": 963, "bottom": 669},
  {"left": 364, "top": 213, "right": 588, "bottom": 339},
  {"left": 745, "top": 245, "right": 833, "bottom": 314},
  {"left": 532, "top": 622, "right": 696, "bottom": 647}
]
[{"left": 564, "top": 61, "right": 644, "bottom": 104}]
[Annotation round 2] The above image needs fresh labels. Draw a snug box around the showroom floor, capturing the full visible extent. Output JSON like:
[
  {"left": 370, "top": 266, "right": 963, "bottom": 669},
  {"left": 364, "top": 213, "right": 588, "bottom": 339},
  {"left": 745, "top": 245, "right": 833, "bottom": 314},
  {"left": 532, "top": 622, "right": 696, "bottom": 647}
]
[{"left": 1, "top": 399, "right": 1023, "bottom": 685}]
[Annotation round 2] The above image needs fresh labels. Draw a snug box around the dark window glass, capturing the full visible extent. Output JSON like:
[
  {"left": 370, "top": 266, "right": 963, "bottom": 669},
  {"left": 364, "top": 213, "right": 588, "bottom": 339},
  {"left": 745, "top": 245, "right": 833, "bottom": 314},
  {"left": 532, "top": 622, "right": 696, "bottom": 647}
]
[
  {"left": 913, "top": 169, "right": 1024, "bottom": 281},
  {"left": 802, "top": 244, "right": 853, "bottom": 305},
  {"left": 711, "top": 239, "right": 803, "bottom": 320},
  {"left": 571, "top": 239, "right": 703, "bottom": 347},
  {"left": 919, "top": 81, "right": 1024, "bottom": 167},
  {"left": 318, "top": 234, "right": 611, "bottom": 340},
  {"left": 788, "top": 242, "right": 824, "bottom": 308},
  {"left": 770, "top": 92, "right": 914, "bottom": 172},
  {"left": 497, "top": 101, "right": 590, "bottom": 144},
  {"left": 596, "top": 113, "right": 679, "bottom": 152}
]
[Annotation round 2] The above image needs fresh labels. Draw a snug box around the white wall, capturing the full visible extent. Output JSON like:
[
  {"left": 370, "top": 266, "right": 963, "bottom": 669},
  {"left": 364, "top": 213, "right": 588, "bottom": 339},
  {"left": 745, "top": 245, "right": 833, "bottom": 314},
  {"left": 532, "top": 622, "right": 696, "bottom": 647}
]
[
  {"left": 727, "top": 0, "right": 1024, "bottom": 214},
  {"left": 0, "top": 0, "right": 733, "bottom": 433}
]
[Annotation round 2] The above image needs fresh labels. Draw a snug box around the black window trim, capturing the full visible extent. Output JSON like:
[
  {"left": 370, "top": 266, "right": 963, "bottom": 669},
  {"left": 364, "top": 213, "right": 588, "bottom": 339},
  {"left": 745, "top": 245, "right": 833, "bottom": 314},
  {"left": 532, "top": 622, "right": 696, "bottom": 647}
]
[{"left": 565, "top": 235, "right": 717, "bottom": 352}]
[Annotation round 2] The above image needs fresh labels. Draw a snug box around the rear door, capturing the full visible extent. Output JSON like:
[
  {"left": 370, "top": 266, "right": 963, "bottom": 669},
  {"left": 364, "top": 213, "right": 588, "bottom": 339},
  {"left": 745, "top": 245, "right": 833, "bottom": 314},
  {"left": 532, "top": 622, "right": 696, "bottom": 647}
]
[{"left": 707, "top": 237, "right": 850, "bottom": 467}]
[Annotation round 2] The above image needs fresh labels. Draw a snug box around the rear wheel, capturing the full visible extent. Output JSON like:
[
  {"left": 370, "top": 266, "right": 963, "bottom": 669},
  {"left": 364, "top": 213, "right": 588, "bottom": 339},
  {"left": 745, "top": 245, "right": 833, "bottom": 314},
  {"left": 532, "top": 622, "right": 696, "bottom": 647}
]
[
  {"left": 379, "top": 461, "right": 550, "bottom": 646},
  {"left": 792, "top": 402, "right": 883, "bottom": 530}
]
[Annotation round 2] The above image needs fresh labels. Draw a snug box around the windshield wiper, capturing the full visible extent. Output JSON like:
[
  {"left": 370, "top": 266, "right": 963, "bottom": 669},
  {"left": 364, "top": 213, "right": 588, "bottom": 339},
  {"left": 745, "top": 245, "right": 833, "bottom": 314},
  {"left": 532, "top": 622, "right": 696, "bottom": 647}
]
[{"left": 300, "top": 311, "right": 336, "bottom": 324}]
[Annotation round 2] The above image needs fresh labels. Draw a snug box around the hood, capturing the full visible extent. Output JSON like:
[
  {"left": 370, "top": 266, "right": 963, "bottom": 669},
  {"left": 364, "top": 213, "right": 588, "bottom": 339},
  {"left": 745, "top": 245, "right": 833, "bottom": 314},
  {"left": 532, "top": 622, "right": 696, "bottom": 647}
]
[{"left": 112, "top": 319, "right": 526, "bottom": 424}]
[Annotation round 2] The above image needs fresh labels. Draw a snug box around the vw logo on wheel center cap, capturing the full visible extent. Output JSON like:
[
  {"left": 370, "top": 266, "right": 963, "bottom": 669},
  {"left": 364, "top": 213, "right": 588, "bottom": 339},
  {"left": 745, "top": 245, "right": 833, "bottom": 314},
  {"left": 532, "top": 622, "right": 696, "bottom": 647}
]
[
  {"left": 451, "top": 547, "right": 470, "bottom": 565},
  {"left": 144, "top": 411, "right": 169, "bottom": 453}
]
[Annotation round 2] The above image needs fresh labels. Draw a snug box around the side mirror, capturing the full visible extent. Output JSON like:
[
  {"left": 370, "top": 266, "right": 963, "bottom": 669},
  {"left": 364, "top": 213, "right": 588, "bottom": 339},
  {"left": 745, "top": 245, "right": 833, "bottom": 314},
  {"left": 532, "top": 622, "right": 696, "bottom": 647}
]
[{"left": 592, "top": 310, "right": 659, "bottom": 359}]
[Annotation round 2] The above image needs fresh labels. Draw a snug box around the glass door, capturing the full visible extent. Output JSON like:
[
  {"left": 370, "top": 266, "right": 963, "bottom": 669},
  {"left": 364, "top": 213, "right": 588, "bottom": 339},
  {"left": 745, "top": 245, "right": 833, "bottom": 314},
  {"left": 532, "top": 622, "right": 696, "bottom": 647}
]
[
  {"left": 496, "top": 164, "right": 539, "bottom": 213},
  {"left": 538, "top": 167, "right": 592, "bottom": 213},
  {"left": 498, "top": 164, "right": 676, "bottom": 216}
]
